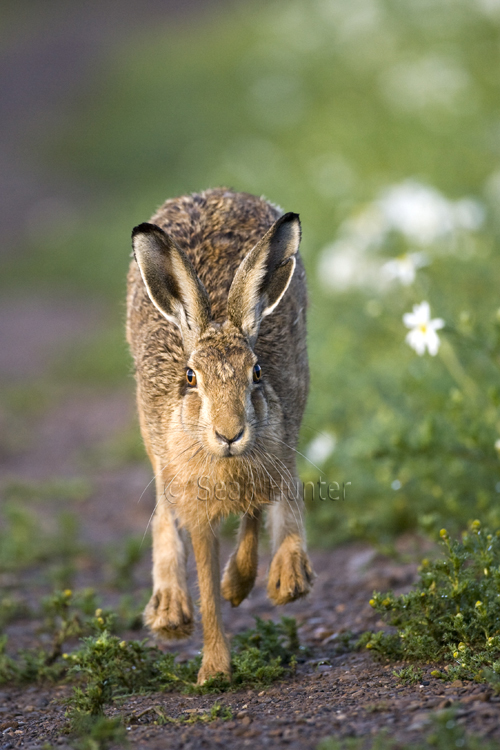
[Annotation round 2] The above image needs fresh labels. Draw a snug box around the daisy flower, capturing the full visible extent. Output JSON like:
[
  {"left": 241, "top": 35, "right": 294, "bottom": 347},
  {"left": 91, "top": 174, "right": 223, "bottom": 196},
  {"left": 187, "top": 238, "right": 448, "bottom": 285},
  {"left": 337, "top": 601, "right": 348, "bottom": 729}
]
[{"left": 403, "top": 301, "right": 445, "bottom": 356}]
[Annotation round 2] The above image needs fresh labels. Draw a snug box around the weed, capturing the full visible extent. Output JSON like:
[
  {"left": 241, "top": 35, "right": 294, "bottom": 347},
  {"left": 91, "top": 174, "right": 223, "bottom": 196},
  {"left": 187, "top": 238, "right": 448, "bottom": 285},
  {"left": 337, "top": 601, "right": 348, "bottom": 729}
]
[
  {"left": 361, "top": 521, "right": 500, "bottom": 687},
  {"left": 0, "top": 589, "right": 103, "bottom": 684},
  {"left": 70, "top": 713, "right": 128, "bottom": 750},
  {"left": 393, "top": 665, "right": 423, "bottom": 685},
  {"left": 0, "top": 502, "right": 80, "bottom": 572},
  {"left": 115, "top": 593, "right": 149, "bottom": 631},
  {"left": 0, "top": 594, "right": 31, "bottom": 629},
  {"left": 108, "top": 536, "right": 145, "bottom": 591},
  {"left": 64, "top": 615, "right": 300, "bottom": 724},
  {"left": 0, "top": 634, "right": 66, "bottom": 684},
  {"left": 317, "top": 708, "right": 499, "bottom": 748},
  {"left": 152, "top": 702, "right": 232, "bottom": 725}
]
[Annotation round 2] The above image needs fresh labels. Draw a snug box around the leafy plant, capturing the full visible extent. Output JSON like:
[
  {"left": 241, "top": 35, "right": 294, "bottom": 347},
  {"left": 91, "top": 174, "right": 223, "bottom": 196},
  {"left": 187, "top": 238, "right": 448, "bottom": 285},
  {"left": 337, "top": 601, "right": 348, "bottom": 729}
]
[
  {"left": 153, "top": 702, "right": 232, "bottom": 725},
  {"left": 63, "top": 615, "right": 301, "bottom": 724},
  {"left": 70, "top": 713, "right": 128, "bottom": 750},
  {"left": 361, "top": 521, "right": 500, "bottom": 686},
  {"left": 318, "top": 708, "right": 499, "bottom": 748},
  {"left": 393, "top": 665, "right": 423, "bottom": 685}
]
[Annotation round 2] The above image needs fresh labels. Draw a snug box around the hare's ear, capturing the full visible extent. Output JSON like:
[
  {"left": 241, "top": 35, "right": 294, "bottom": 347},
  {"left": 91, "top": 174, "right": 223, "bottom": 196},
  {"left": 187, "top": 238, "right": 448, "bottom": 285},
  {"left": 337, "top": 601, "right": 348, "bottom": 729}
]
[
  {"left": 132, "top": 222, "right": 211, "bottom": 352},
  {"left": 227, "top": 212, "right": 300, "bottom": 344}
]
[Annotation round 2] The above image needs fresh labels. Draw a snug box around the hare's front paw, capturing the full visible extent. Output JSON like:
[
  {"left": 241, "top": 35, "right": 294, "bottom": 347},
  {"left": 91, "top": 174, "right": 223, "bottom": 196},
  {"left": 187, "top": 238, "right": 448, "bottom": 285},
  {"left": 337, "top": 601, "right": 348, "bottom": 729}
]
[
  {"left": 221, "top": 554, "right": 257, "bottom": 607},
  {"left": 267, "top": 535, "right": 315, "bottom": 605},
  {"left": 143, "top": 587, "right": 193, "bottom": 640}
]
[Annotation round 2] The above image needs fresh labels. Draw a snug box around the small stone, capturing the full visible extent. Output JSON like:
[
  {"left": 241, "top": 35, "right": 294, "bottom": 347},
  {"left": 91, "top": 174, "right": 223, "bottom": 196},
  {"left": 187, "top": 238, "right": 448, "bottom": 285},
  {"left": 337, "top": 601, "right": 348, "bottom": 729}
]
[{"left": 0, "top": 722, "right": 18, "bottom": 731}]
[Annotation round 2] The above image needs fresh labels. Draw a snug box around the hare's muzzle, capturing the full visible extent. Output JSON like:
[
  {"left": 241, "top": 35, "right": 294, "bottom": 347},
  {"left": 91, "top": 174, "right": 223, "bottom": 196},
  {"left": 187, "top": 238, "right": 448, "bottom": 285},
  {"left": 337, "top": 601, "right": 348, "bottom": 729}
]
[{"left": 209, "top": 424, "right": 251, "bottom": 457}]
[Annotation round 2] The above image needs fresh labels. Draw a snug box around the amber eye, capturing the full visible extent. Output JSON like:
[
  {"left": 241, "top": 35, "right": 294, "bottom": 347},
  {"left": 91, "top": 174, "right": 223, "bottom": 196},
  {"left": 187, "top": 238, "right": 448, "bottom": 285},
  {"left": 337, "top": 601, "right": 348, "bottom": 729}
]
[
  {"left": 186, "top": 368, "right": 197, "bottom": 387},
  {"left": 253, "top": 364, "right": 262, "bottom": 383}
]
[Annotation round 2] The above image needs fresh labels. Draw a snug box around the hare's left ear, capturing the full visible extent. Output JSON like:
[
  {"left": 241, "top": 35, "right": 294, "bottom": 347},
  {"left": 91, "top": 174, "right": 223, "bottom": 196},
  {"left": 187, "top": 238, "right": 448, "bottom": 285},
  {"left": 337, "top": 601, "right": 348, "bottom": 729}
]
[{"left": 227, "top": 212, "right": 300, "bottom": 345}]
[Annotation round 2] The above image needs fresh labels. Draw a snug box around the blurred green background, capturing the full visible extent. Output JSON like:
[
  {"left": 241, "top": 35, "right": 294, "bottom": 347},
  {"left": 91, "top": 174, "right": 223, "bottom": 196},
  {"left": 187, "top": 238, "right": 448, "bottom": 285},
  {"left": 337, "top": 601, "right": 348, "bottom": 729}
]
[{"left": 2, "top": 0, "right": 500, "bottom": 552}]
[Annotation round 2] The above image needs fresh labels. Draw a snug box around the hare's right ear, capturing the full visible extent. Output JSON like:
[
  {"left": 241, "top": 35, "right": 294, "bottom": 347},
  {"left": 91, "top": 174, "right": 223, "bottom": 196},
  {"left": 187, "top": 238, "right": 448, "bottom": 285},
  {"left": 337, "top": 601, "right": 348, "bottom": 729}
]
[
  {"left": 227, "top": 212, "right": 300, "bottom": 345},
  {"left": 132, "top": 223, "right": 211, "bottom": 352}
]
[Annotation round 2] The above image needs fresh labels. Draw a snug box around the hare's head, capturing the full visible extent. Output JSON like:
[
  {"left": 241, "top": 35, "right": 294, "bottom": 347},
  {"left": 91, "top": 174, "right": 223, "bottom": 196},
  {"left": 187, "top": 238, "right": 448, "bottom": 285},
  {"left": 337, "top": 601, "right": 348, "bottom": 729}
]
[{"left": 132, "top": 213, "right": 300, "bottom": 458}]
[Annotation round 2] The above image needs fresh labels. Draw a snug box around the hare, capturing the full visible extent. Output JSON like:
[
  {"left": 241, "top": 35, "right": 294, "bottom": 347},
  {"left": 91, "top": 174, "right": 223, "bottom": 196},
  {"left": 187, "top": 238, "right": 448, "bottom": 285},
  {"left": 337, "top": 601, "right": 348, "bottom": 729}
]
[{"left": 126, "top": 188, "right": 314, "bottom": 684}]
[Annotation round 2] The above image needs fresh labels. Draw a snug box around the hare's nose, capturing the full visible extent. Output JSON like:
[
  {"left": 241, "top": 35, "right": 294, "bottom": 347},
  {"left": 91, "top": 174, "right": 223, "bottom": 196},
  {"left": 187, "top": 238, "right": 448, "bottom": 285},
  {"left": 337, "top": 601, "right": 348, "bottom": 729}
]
[{"left": 215, "top": 427, "right": 244, "bottom": 445}]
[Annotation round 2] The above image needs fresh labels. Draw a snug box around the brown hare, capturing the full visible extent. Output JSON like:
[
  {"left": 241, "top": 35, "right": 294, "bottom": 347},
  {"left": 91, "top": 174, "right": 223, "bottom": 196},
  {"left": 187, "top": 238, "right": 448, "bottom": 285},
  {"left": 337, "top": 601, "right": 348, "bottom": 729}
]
[{"left": 126, "top": 188, "right": 314, "bottom": 684}]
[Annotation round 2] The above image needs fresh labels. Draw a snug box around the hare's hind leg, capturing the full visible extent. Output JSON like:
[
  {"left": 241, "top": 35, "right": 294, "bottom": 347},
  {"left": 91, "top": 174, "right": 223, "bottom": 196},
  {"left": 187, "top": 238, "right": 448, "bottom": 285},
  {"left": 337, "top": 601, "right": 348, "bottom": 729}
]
[
  {"left": 266, "top": 468, "right": 315, "bottom": 605},
  {"left": 221, "top": 510, "right": 261, "bottom": 607},
  {"left": 143, "top": 469, "right": 194, "bottom": 640}
]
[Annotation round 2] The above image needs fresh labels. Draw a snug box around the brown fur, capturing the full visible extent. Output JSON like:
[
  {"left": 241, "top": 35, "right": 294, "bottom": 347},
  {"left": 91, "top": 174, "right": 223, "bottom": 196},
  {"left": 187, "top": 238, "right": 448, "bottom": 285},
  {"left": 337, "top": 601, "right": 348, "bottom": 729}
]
[{"left": 126, "top": 188, "right": 314, "bottom": 683}]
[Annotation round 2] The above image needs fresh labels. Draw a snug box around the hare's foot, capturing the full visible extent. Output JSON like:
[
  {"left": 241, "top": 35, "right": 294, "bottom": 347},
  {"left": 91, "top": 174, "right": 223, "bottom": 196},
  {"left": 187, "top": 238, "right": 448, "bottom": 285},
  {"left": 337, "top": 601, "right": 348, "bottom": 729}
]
[
  {"left": 221, "top": 554, "right": 257, "bottom": 607},
  {"left": 267, "top": 534, "right": 315, "bottom": 605},
  {"left": 196, "top": 642, "right": 231, "bottom": 685},
  {"left": 144, "top": 587, "right": 193, "bottom": 640}
]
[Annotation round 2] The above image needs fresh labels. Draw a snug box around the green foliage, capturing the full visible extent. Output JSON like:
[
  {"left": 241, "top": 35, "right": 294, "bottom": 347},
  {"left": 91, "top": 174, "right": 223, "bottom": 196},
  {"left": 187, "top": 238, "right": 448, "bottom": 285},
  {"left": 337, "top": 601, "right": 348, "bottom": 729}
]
[
  {"left": 230, "top": 616, "right": 300, "bottom": 688},
  {"left": 152, "top": 702, "right": 233, "bottom": 725},
  {"left": 0, "top": 594, "right": 30, "bottom": 629},
  {"left": 66, "top": 631, "right": 161, "bottom": 719},
  {"left": 318, "top": 709, "right": 499, "bottom": 748},
  {"left": 0, "top": 634, "right": 66, "bottom": 685},
  {"left": 70, "top": 714, "right": 128, "bottom": 750},
  {"left": 64, "top": 615, "right": 300, "bottom": 719},
  {"left": 362, "top": 522, "right": 500, "bottom": 686},
  {"left": 108, "top": 536, "right": 146, "bottom": 591},
  {"left": 0, "top": 478, "right": 85, "bottom": 572},
  {"left": 0, "top": 589, "right": 104, "bottom": 684},
  {"left": 2, "top": 477, "right": 91, "bottom": 504},
  {"left": 393, "top": 665, "right": 423, "bottom": 685}
]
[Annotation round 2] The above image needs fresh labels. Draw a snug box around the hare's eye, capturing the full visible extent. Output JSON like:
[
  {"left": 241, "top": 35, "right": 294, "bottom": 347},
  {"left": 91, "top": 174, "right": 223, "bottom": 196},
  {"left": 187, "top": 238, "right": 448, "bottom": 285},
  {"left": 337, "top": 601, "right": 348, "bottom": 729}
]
[
  {"left": 253, "top": 364, "right": 262, "bottom": 383},
  {"left": 186, "top": 368, "right": 197, "bottom": 387}
]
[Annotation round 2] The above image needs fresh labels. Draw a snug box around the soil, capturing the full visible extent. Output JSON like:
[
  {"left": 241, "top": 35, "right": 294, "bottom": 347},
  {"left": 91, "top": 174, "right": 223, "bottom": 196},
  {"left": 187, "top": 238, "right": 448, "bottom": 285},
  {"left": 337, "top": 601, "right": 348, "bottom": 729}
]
[{"left": 1, "top": 296, "right": 500, "bottom": 750}]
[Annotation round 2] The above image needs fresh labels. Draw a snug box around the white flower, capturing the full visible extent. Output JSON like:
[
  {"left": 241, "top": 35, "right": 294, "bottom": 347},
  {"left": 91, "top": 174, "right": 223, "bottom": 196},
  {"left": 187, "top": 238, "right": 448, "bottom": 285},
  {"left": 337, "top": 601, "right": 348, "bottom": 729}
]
[
  {"left": 403, "top": 301, "right": 445, "bottom": 356},
  {"left": 317, "top": 240, "right": 383, "bottom": 292},
  {"left": 495, "top": 439, "right": 500, "bottom": 454},
  {"left": 306, "top": 433, "right": 336, "bottom": 465},
  {"left": 378, "top": 181, "right": 456, "bottom": 246},
  {"left": 381, "top": 252, "right": 428, "bottom": 286}
]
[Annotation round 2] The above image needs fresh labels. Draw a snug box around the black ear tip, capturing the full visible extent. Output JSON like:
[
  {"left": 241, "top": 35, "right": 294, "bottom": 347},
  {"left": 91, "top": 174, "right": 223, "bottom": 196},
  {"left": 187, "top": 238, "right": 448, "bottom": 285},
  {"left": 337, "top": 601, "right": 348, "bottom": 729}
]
[
  {"left": 281, "top": 212, "right": 300, "bottom": 224},
  {"left": 131, "top": 222, "right": 162, "bottom": 239}
]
